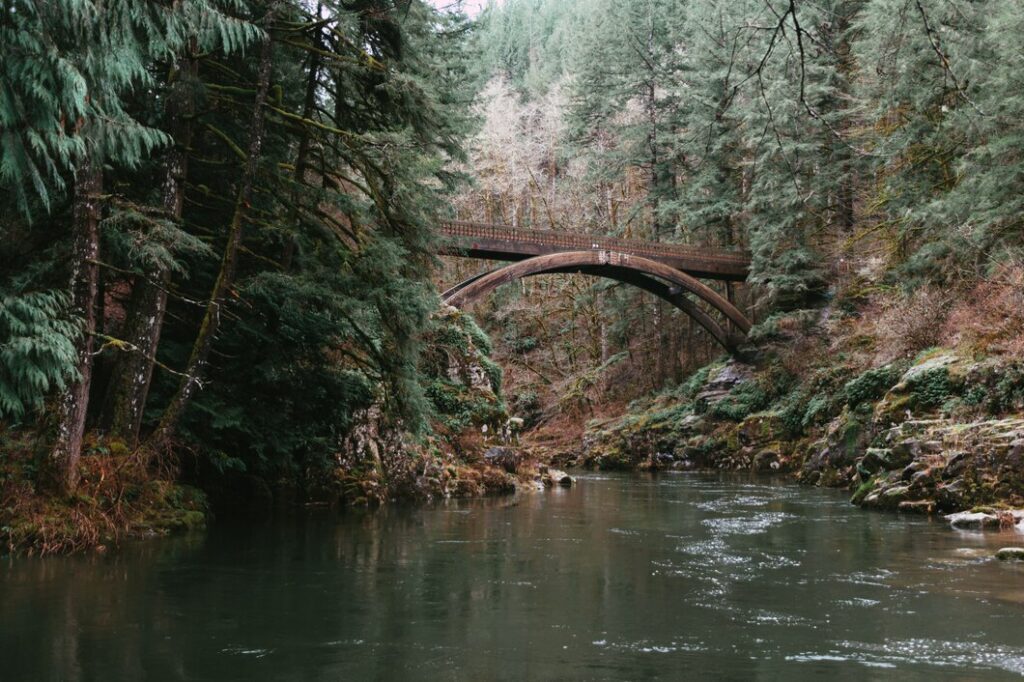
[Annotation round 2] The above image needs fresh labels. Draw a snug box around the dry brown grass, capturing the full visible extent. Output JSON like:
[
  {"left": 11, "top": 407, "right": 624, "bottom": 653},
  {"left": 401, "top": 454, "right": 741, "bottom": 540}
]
[
  {"left": 828, "top": 263, "right": 1024, "bottom": 367},
  {"left": 941, "top": 264, "right": 1024, "bottom": 357},
  {"left": 0, "top": 432, "right": 206, "bottom": 555}
]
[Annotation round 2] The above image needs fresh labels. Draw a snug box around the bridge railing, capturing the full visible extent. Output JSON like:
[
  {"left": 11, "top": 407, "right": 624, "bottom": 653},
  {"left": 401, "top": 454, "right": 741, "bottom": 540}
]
[{"left": 439, "top": 220, "right": 750, "bottom": 268}]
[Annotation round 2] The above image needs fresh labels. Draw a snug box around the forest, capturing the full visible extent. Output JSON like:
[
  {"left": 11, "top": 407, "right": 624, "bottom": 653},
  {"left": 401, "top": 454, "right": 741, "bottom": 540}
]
[{"left": 1, "top": 0, "right": 1023, "bottom": 557}]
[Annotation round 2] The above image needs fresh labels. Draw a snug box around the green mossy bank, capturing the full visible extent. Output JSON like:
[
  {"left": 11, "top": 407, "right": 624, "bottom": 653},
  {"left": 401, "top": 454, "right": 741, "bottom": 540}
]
[{"left": 574, "top": 317, "right": 1024, "bottom": 516}]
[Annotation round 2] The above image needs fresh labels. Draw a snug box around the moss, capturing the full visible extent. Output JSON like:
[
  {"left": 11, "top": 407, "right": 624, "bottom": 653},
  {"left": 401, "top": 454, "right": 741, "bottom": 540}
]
[
  {"left": 153, "top": 509, "right": 206, "bottom": 532},
  {"left": 426, "top": 379, "right": 506, "bottom": 433},
  {"left": 801, "top": 394, "right": 830, "bottom": 429},
  {"left": 851, "top": 477, "right": 878, "bottom": 505},
  {"left": 459, "top": 313, "right": 493, "bottom": 355},
  {"left": 709, "top": 381, "right": 770, "bottom": 421},
  {"left": 988, "top": 366, "right": 1024, "bottom": 413},
  {"left": 908, "top": 367, "right": 955, "bottom": 410},
  {"left": 676, "top": 364, "right": 715, "bottom": 399},
  {"left": 914, "top": 347, "right": 949, "bottom": 364},
  {"left": 843, "top": 363, "right": 904, "bottom": 408},
  {"left": 964, "top": 384, "right": 988, "bottom": 406},
  {"left": 480, "top": 356, "right": 503, "bottom": 394}
]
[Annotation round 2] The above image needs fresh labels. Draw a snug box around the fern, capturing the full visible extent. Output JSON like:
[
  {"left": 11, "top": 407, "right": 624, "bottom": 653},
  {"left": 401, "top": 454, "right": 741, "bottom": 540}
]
[
  {"left": 0, "top": 291, "right": 80, "bottom": 419},
  {"left": 0, "top": 0, "right": 259, "bottom": 220}
]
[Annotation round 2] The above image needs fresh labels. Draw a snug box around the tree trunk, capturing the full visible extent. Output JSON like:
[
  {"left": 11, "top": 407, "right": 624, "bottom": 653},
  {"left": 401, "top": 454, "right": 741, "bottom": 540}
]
[
  {"left": 49, "top": 162, "right": 102, "bottom": 493},
  {"left": 283, "top": 8, "right": 322, "bottom": 271},
  {"left": 149, "top": 24, "right": 276, "bottom": 448},
  {"left": 103, "top": 56, "right": 197, "bottom": 446}
]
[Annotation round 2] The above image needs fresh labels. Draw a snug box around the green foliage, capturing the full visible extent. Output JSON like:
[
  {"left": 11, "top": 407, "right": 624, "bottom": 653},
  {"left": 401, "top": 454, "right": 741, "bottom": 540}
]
[
  {"left": 101, "top": 204, "right": 214, "bottom": 275},
  {"left": 509, "top": 335, "right": 538, "bottom": 354},
  {"left": 0, "top": 0, "right": 258, "bottom": 218},
  {"left": 676, "top": 365, "right": 714, "bottom": 400},
  {"left": 0, "top": 291, "right": 80, "bottom": 419},
  {"left": 419, "top": 307, "right": 507, "bottom": 436},
  {"left": 776, "top": 388, "right": 811, "bottom": 436},
  {"left": 176, "top": 267, "right": 381, "bottom": 478},
  {"left": 987, "top": 366, "right": 1024, "bottom": 414},
  {"left": 802, "top": 395, "right": 831, "bottom": 429},
  {"left": 907, "top": 368, "right": 956, "bottom": 410},
  {"left": 510, "top": 388, "right": 541, "bottom": 427},
  {"left": 708, "top": 381, "right": 770, "bottom": 422},
  {"left": 426, "top": 379, "right": 505, "bottom": 434},
  {"left": 480, "top": 356, "right": 503, "bottom": 395},
  {"left": 6, "top": 0, "right": 1024, "bottom": 512},
  {"left": 843, "top": 364, "right": 904, "bottom": 409},
  {"left": 461, "top": 315, "right": 494, "bottom": 355}
]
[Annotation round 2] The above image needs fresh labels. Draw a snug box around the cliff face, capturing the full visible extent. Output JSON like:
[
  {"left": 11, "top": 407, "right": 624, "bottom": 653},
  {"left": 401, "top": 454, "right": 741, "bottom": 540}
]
[{"left": 334, "top": 306, "right": 522, "bottom": 504}]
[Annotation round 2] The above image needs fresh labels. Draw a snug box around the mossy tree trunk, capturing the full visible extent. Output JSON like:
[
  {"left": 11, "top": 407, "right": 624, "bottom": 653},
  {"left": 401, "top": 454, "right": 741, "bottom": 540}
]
[
  {"left": 103, "top": 55, "right": 197, "bottom": 446},
  {"left": 282, "top": 9, "right": 322, "bottom": 271},
  {"left": 49, "top": 161, "right": 102, "bottom": 493},
  {"left": 149, "top": 23, "right": 276, "bottom": 448}
]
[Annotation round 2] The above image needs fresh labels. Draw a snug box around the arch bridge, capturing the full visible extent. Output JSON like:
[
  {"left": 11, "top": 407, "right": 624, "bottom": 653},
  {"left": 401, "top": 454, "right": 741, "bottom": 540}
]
[{"left": 437, "top": 221, "right": 752, "bottom": 355}]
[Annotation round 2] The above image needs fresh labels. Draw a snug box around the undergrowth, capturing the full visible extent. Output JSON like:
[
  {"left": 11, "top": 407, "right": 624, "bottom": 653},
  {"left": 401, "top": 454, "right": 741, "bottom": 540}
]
[{"left": 0, "top": 431, "right": 207, "bottom": 555}]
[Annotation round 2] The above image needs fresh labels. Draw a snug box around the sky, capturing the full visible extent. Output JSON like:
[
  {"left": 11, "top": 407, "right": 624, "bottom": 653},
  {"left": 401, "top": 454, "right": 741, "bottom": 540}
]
[{"left": 428, "top": 0, "right": 493, "bottom": 18}]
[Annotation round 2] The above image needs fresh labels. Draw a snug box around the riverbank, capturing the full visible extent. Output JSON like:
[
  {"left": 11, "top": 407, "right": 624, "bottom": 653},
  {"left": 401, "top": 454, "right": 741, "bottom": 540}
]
[
  {"left": 571, "top": 272, "right": 1024, "bottom": 518},
  {"left": 0, "top": 307, "right": 530, "bottom": 556}
]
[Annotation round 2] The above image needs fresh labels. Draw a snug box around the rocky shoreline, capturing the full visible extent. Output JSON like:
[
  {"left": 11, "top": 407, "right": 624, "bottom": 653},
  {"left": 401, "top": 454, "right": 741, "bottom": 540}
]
[{"left": 563, "top": 349, "right": 1024, "bottom": 533}]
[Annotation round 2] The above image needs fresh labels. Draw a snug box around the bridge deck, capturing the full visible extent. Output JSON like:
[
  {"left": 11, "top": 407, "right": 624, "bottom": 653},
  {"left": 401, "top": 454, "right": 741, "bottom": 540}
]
[{"left": 438, "top": 221, "right": 749, "bottom": 281}]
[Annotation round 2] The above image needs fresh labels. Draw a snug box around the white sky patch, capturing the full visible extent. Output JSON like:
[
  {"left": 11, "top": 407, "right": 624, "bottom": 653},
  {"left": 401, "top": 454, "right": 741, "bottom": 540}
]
[{"left": 427, "top": 0, "right": 496, "bottom": 18}]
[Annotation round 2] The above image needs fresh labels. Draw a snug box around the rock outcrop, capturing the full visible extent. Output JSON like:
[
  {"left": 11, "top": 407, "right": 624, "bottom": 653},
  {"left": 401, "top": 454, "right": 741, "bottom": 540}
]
[{"left": 574, "top": 349, "right": 1024, "bottom": 519}]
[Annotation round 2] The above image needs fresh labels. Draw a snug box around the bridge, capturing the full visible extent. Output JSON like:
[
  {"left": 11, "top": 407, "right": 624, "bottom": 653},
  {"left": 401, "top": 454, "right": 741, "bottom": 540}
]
[{"left": 437, "top": 221, "right": 753, "bottom": 354}]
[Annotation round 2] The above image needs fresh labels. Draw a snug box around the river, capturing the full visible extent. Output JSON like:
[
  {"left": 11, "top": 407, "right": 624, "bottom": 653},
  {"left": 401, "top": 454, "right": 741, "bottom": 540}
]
[{"left": 3, "top": 472, "right": 1024, "bottom": 680}]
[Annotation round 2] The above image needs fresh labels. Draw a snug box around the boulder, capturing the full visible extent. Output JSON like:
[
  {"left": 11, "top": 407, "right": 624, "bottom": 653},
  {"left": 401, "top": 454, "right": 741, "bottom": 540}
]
[
  {"left": 880, "top": 484, "right": 911, "bottom": 508},
  {"left": 678, "top": 415, "right": 704, "bottom": 431},
  {"left": 909, "top": 469, "right": 936, "bottom": 491},
  {"left": 996, "top": 547, "right": 1024, "bottom": 561},
  {"left": 654, "top": 452, "right": 675, "bottom": 466},
  {"left": 946, "top": 511, "right": 1001, "bottom": 529},
  {"left": 541, "top": 467, "right": 575, "bottom": 488},
  {"left": 936, "top": 479, "right": 967, "bottom": 510},
  {"left": 752, "top": 448, "right": 781, "bottom": 473},
  {"left": 483, "top": 447, "right": 522, "bottom": 473},
  {"left": 888, "top": 439, "right": 921, "bottom": 468},
  {"left": 695, "top": 363, "right": 754, "bottom": 410},
  {"left": 943, "top": 452, "right": 969, "bottom": 479},
  {"left": 860, "top": 448, "right": 894, "bottom": 474}
]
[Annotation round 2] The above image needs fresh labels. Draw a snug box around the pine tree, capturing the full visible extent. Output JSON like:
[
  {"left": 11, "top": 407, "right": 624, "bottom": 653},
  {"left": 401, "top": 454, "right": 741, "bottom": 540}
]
[
  {"left": 149, "top": 4, "right": 279, "bottom": 448},
  {"left": 102, "top": 0, "right": 260, "bottom": 445},
  {"left": 30, "top": 0, "right": 174, "bottom": 492},
  {"left": 854, "top": 0, "right": 987, "bottom": 281}
]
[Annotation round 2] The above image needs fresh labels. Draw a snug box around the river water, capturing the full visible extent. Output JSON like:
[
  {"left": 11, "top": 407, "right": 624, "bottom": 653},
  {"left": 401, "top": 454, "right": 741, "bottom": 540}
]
[{"left": 3, "top": 472, "right": 1024, "bottom": 680}]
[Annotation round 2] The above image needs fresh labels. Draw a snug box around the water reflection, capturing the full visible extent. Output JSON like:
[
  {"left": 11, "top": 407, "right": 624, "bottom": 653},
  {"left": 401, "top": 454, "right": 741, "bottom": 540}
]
[{"left": 3, "top": 473, "right": 1024, "bottom": 680}]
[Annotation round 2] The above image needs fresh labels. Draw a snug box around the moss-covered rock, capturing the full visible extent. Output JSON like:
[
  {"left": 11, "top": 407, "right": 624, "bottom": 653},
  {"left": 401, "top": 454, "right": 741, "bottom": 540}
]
[{"left": 573, "top": 339, "right": 1024, "bottom": 519}]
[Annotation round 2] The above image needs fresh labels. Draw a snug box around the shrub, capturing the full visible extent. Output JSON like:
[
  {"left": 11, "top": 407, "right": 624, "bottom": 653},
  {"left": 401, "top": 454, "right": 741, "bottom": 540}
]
[
  {"left": 802, "top": 394, "right": 831, "bottom": 428},
  {"left": 480, "top": 356, "right": 503, "bottom": 394},
  {"left": 941, "top": 264, "right": 1024, "bottom": 356},
  {"left": 908, "top": 367, "right": 955, "bottom": 410},
  {"left": 988, "top": 366, "right": 1024, "bottom": 413},
  {"left": 0, "top": 291, "right": 80, "bottom": 419},
  {"left": 843, "top": 364, "right": 904, "bottom": 409},
  {"left": 461, "top": 315, "right": 493, "bottom": 355},
  {"left": 709, "top": 381, "right": 770, "bottom": 421},
  {"left": 676, "top": 364, "right": 714, "bottom": 400}
]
